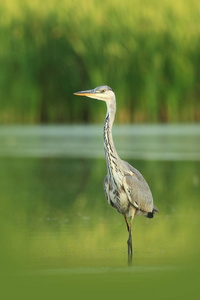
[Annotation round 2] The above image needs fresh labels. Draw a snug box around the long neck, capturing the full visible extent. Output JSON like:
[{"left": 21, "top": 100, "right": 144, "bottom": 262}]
[{"left": 103, "top": 97, "right": 120, "bottom": 173}]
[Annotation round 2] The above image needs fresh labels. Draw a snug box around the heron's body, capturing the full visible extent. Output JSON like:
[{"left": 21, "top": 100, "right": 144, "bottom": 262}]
[
  {"left": 103, "top": 103, "right": 154, "bottom": 218},
  {"left": 74, "top": 85, "right": 158, "bottom": 264}
]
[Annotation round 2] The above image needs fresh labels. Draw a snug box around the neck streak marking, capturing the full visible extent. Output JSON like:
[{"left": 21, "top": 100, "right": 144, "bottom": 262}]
[{"left": 103, "top": 113, "right": 122, "bottom": 187}]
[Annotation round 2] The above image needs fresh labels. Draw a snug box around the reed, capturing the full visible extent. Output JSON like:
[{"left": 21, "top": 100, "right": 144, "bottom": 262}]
[{"left": 0, "top": 0, "right": 200, "bottom": 123}]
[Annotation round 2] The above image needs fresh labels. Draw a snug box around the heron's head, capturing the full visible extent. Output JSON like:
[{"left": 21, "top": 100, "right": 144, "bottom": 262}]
[{"left": 74, "top": 85, "right": 114, "bottom": 102}]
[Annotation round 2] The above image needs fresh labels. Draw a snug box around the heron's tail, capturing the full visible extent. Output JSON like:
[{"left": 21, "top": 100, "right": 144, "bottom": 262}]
[{"left": 147, "top": 205, "right": 159, "bottom": 219}]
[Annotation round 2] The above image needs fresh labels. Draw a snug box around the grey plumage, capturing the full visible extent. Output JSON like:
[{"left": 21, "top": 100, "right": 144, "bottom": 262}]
[{"left": 74, "top": 85, "right": 158, "bottom": 264}]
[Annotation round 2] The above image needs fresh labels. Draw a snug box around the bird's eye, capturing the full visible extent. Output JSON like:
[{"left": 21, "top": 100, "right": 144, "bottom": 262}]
[{"left": 101, "top": 89, "right": 105, "bottom": 93}]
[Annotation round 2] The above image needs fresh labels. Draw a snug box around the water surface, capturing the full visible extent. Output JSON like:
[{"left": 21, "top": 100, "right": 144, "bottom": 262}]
[
  {"left": 0, "top": 125, "right": 200, "bottom": 298},
  {"left": 1, "top": 124, "right": 200, "bottom": 160}
]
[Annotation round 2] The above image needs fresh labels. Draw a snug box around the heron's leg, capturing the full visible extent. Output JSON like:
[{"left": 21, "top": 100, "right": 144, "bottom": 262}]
[
  {"left": 127, "top": 215, "right": 133, "bottom": 265},
  {"left": 127, "top": 208, "right": 136, "bottom": 266},
  {"left": 123, "top": 214, "right": 130, "bottom": 232},
  {"left": 123, "top": 214, "right": 132, "bottom": 265}
]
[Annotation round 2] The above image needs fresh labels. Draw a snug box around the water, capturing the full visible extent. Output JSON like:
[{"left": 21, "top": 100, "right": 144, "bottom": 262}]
[
  {"left": 1, "top": 125, "right": 200, "bottom": 299},
  {"left": 1, "top": 124, "right": 200, "bottom": 160}
]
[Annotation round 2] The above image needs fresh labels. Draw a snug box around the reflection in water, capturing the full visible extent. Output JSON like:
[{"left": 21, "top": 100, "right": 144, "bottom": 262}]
[
  {"left": 0, "top": 125, "right": 200, "bottom": 271},
  {"left": 0, "top": 124, "right": 200, "bottom": 160}
]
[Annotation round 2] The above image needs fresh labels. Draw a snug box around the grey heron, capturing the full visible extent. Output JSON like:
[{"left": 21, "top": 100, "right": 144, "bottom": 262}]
[{"left": 74, "top": 85, "right": 158, "bottom": 265}]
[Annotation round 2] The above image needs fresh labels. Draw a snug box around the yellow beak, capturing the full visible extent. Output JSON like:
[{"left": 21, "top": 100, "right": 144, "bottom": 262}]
[{"left": 73, "top": 89, "right": 96, "bottom": 97}]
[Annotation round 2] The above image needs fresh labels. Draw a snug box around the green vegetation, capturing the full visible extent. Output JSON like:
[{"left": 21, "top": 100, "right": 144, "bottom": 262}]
[{"left": 1, "top": 0, "right": 200, "bottom": 123}]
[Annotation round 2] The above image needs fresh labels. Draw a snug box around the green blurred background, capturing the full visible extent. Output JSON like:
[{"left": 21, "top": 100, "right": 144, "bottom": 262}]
[{"left": 1, "top": 0, "right": 200, "bottom": 124}]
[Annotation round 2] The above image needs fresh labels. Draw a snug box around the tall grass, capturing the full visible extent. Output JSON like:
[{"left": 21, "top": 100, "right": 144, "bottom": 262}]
[{"left": 0, "top": 0, "right": 200, "bottom": 123}]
